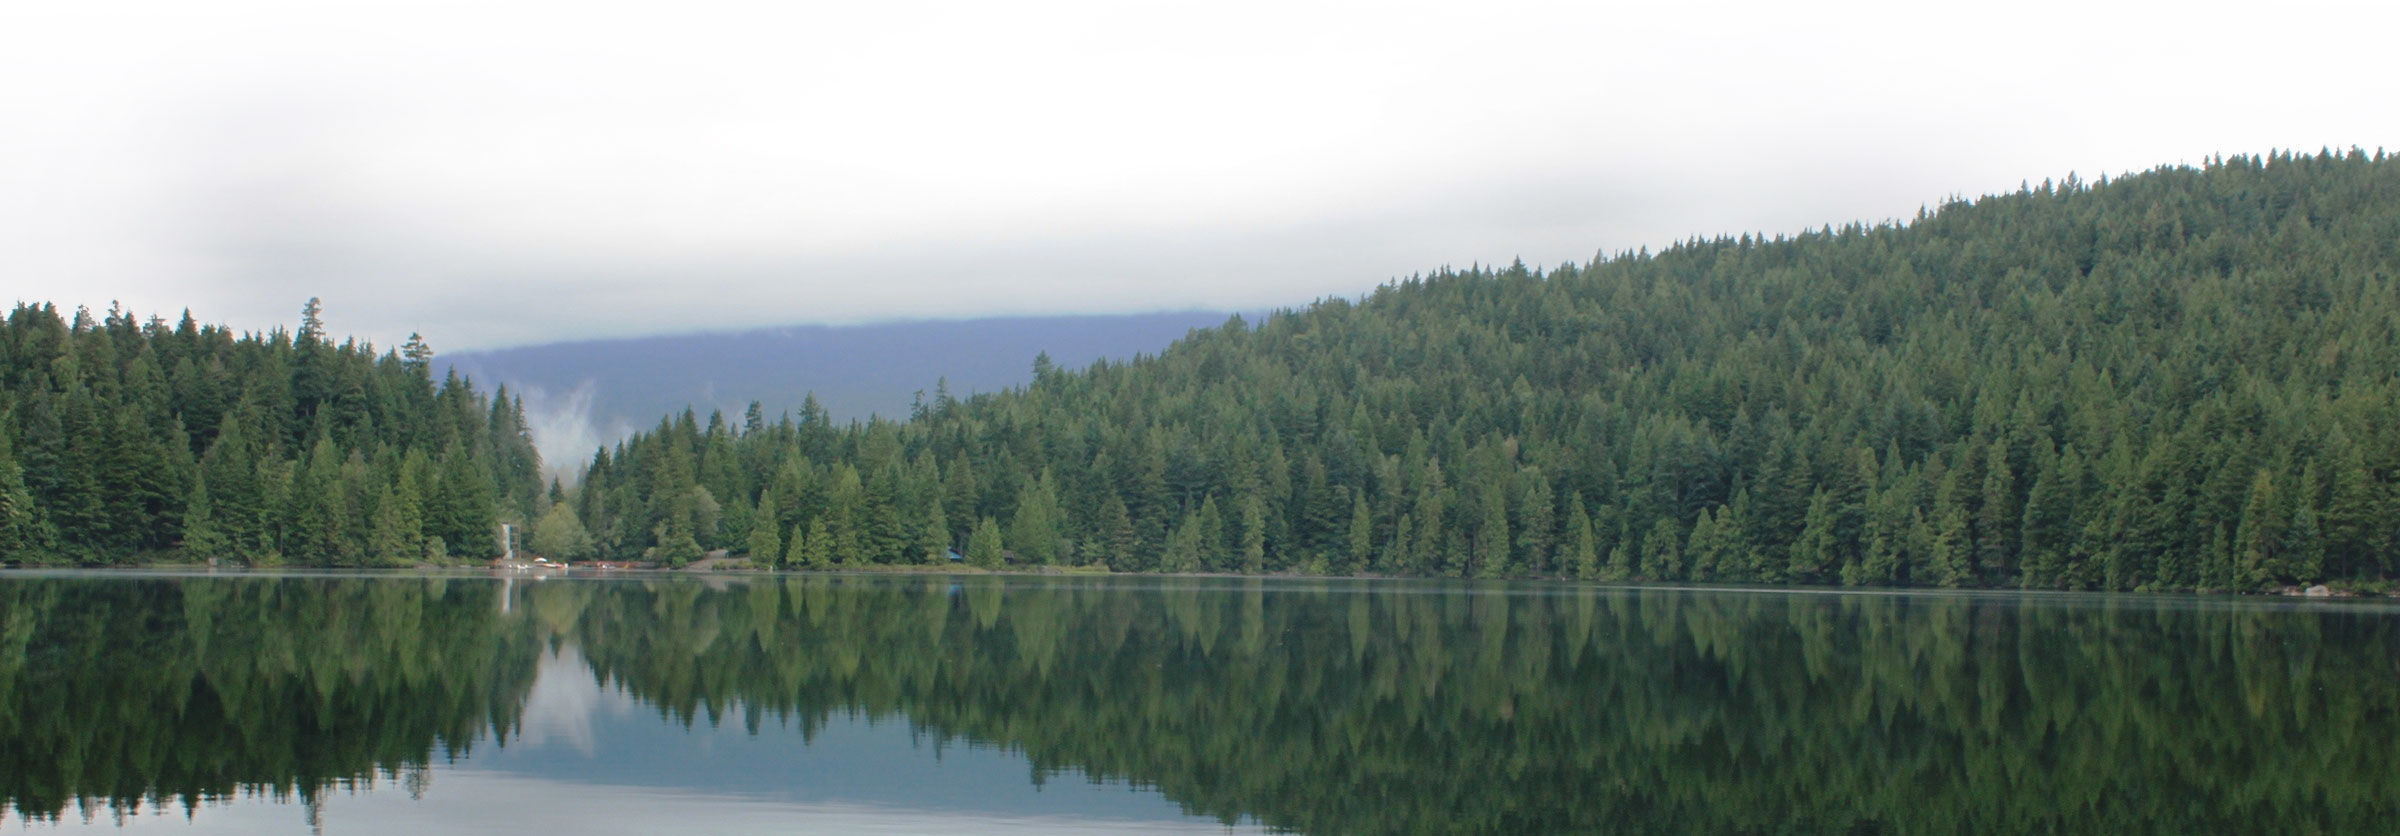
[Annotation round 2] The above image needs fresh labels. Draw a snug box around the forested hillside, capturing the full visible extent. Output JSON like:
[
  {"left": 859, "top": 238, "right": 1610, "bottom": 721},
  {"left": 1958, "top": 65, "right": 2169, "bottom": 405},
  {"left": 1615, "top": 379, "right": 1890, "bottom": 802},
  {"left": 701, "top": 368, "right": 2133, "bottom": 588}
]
[
  {"left": 567, "top": 150, "right": 2400, "bottom": 591},
  {"left": 0, "top": 300, "right": 543, "bottom": 565}
]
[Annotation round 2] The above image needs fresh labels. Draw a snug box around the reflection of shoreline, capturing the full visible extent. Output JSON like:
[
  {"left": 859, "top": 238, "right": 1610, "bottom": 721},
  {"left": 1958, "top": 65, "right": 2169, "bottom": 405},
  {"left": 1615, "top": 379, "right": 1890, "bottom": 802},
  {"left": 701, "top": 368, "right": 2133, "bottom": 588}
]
[
  {"left": 225, "top": 770, "right": 1266, "bottom": 836},
  {"left": 12, "top": 573, "right": 2400, "bottom": 835},
  {"left": 480, "top": 647, "right": 1237, "bottom": 828},
  {"left": 16, "top": 566, "right": 2400, "bottom": 607}
]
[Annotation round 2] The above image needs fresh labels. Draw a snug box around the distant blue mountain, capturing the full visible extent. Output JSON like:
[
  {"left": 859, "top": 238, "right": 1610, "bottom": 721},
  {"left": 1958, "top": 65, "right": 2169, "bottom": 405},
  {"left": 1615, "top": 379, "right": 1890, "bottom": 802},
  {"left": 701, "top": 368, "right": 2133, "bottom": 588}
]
[{"left": 443, "top": 311, "right": 1233, "bottom": 469}]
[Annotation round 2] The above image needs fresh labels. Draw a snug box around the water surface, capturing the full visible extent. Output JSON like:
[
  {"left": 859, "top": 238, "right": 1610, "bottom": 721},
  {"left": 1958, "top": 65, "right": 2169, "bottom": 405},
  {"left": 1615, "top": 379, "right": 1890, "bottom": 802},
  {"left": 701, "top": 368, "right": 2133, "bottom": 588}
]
[{"left": 2, "top": 571, "right": 2394, "bottom": 834}]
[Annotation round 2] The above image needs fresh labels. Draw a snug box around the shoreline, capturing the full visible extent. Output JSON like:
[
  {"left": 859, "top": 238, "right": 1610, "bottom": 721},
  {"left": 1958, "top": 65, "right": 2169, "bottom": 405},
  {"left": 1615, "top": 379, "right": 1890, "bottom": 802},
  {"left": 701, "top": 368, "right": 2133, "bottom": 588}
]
[{"left": 6, "top": 561, "right": 2397, "bottom": 600}]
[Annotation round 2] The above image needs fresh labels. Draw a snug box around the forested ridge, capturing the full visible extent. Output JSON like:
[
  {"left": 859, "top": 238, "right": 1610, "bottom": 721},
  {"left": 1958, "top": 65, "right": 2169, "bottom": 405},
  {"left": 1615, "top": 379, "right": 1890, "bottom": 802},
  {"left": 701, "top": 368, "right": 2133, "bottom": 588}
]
[
  {"left": 0, "top": 300, "right": 544, "bottom": 565},
  {"left": 568, "top": 150, "right": 2400, "bottom": 591}
]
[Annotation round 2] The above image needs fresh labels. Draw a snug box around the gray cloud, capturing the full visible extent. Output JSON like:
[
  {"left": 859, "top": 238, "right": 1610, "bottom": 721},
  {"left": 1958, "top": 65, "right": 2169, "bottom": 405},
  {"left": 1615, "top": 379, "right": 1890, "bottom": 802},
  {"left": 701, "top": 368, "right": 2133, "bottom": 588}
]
[{"left": 5, "top": 0, "right": 2396, "bottom": 351}]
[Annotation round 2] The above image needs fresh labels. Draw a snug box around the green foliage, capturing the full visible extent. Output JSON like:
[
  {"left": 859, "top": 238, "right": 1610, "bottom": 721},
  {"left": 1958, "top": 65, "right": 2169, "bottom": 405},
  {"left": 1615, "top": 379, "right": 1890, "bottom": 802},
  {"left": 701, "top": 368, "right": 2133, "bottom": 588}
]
[
  {"left": 1008, "top": 470, "right": 1060, "bottom": 565},
  {"left": 0, "top": 302, "right": 540, "bottom": 566},
  {"left": 966, "top": 516, "right": 1004, "bottom": 569},
  {"left": 13, "top": 575, "right": 2400, "bottom": 832},
  {"left": 567, "top": 152, "right": 2400, "bottom": 589},
  {"left": 533, "top": 502, "right": 594, "bottom": 562},
  {"left": 0, "top": 576, "right": 540, "bottom": 820},
  {"left": 744, "top": 492, "right": 780, "bottom": 562}
]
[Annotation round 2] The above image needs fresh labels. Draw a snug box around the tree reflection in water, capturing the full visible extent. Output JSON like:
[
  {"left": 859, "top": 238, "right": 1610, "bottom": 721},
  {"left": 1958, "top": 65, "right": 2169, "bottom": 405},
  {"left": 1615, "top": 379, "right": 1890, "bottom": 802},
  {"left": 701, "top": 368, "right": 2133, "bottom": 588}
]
[{"left": 3, "top": 573, "right": 2395, "bottom": 834}]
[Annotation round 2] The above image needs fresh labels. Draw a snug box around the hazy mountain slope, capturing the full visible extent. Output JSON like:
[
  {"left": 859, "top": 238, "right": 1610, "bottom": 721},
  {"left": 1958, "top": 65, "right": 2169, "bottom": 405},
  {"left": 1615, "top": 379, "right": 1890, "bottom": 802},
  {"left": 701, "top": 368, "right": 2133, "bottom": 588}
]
[{"left": 443, "top": 311, "right": 1232, "bottom": 465}]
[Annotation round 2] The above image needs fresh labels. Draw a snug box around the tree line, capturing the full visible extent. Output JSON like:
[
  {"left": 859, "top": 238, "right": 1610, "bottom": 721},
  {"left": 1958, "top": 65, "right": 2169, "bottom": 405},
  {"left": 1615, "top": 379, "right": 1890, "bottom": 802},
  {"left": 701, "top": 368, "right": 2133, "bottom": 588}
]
[
  {"left": 0, "top": 299, "right": 544, "bottom": 565},
  {"left": 560, "top": 150, "right": 2400, "bottom": 591}
]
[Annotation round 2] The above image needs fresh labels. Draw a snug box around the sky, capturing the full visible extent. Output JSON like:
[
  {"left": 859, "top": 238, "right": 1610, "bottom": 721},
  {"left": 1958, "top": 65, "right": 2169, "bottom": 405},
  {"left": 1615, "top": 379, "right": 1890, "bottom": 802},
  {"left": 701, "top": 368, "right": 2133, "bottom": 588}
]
[{"left": 5, "top": 0, "right": 2396, "bottom": 353}]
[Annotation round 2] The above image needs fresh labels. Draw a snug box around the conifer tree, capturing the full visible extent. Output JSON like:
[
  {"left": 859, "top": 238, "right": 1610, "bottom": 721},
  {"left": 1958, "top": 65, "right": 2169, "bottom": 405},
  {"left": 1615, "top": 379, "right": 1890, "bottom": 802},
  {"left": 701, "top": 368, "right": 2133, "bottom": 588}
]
[
  {"left": 1161, "top": 510, "right": 1202, "bottom": 573},
  {"left": 746, "top": 492, "right": 781, "bottom": 562},
  {"left": 1639, "top": 517, "right": 1682, "bottom": 581},
  {"left": 1930, "top": 474, "right": 1975, "bottom": 588},
  {"left": 367, "top": 485, "right": 413, "bottom": 565},
  {"left": 922, "top": 497, "right": 952, "bottom": 565},
  {"left": 1343, "top": 493, "right": 1371, "bottom": 574},
  {"left": 1788, "top": 490, "right": 1837, "bottom": 582},
  {"left": 1515, "top": 472, "right": 1555, "bottom": 576},
  {"left": 2234, "top": 470, "right": 2283, "bottom": 589},
  {"left": 1196, "top": 495, "right": 1227, "bottom": 571},
  {"left": 1473, "top": 489, "right": 1510, "bottom": 579},
  {"left": 1097, "top": 493, "right": 1137, "bottom": 571},
  {"left": 1976, "top": 441, "right": 2019, "bottom": 582},
  {"left": 1244, "top": 495, "right": 1270, "bottom": 574},
  {"left": 966, "top": 516, "right": 1004, "bottom": 569}
]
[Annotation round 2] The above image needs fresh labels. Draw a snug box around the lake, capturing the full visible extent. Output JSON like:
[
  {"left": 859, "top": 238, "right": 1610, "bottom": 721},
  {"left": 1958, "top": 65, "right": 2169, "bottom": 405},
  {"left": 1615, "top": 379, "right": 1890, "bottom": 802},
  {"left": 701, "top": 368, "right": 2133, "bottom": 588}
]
[{"left": 2, "top": 571, "right": 2394, "bottom": 834}]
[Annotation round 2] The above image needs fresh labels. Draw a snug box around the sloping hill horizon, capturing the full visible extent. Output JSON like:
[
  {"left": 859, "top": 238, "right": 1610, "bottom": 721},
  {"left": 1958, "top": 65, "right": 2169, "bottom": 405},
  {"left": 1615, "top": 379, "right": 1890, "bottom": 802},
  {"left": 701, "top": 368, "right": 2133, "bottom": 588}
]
[
  {"left": 442, "top": 311, "right": 1237, "bottom": 473},
  {"left": 572, "top": 150, "right": 2400, "bottom": 592}
]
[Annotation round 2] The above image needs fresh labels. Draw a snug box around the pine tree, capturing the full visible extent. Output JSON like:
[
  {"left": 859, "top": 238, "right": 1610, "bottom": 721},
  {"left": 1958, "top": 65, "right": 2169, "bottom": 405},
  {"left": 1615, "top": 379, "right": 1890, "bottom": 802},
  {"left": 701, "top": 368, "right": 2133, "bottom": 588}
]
[
  {"left": 1515, "top": 472, "right": 1555, "bottom": 575},
  {"left": 1788, "top": 490, "right": 1837, "bottom": 582},
  {"left": 1161, "top": 510, "right": 1202, "bottom": 573},
  {"left": 1244, "top": 495, "right": 1270, "bottom": 574},
  {"left": 2018, "top": 446, "right": 2079, "bottom": 588},
  {"left": 1009, "top": 470, "right": 1062, "bottom": 565},
  {"left": 1976, "top": 440, "right": 2019, "bottom": 582},
  {"left": 1687, "top": 508, "right": 1729, "bottom": 582},
  {"left": 2283, "top": 480, "right": 2326, "bottom": 585},
  {"left": 1930, "top": 473, "right": 1975, "bottom": 588},
  {"left": 2234, "top": 470, "right": 2283, "bottom": 590},
  {"left": 181, "top": 470, "right": 228, "bottom": 564},
  {"left": 1639, "top": 516, "right": 1682, "bottom": 581},
  {"left": 921, "top": 497, "right": 952, "bottom": 565},
  {"left": 1565, "top": 499, "right": 1599, "bottom": 580},
  {"left": 1196, "top": 495, "right": 1228, "bottom": 571},
  {"left": 1473, "top": 489, "right": 1511, "bottom": 578},
  {"left": 0, "top": 443, "right": 40, "bottom": 562},
  {"left": 2321, "top": 435, "right": 2378, "bottom": 579},
  {"left": 966, "top": 516, "right": 1004, "bottom": 569},
  {"left": 746, "top": 492, "right": 782, "bottom": 562},
  {"left": 803, "top": 518, "right": 835, "bottom": 570},
  {"left": 1097, "top": 493, "right": 1137, "bottom": 571},
  {"left": 1343, "top": 492, "right": 1371, "bottom": 574},
  {"left": 367, "top": 485, "right": 413, "bottom": 565}
]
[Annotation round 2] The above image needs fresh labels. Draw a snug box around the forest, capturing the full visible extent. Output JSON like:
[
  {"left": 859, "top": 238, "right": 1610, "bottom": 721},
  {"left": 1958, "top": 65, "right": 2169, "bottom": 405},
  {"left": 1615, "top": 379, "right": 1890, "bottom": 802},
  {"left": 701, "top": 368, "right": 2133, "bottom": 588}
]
[
  {"left": 4, "top": 151, "right": 2396, "bottom": 592},
  {"left": 560, "top": 150, "right": 2400, "bottom": 592},
  {"left": 0, "top": 299, "right": 545, "bottom": 565}
]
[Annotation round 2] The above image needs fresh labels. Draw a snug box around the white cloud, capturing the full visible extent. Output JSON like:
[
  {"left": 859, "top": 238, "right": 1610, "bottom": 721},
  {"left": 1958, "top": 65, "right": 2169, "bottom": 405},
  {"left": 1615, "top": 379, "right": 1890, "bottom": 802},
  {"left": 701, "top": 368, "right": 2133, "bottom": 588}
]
[{"left": 4, "top": 0, "right": 2395, "bottom": 350}]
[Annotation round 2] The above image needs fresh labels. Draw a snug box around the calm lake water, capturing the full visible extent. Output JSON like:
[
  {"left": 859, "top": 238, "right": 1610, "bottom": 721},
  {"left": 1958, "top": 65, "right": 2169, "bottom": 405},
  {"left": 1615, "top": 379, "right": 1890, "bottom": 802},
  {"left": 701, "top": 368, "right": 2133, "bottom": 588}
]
[{"left": 2, "top": 571, "right": 2395, "bottom": 834}]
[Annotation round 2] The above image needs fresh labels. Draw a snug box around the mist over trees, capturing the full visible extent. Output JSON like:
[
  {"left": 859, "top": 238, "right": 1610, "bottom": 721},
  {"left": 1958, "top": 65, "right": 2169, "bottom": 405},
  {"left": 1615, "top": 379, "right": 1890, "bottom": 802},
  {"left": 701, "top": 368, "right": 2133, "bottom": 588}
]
[
  {"left": 0, "top": 299, "right": 544, "bottom": 565},
  {"left": 573, "top": 150, "right": 2400, "bottom": 591}
]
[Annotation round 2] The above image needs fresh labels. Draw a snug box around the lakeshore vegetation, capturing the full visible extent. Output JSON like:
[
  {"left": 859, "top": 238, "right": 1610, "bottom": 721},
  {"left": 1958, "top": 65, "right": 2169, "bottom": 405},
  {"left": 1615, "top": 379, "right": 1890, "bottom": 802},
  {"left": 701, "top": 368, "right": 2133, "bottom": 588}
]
[
  {"left": 5, "top": 150, "right": 2398, "bottom": 592},
  {"left": 0, "top": 299, "right": 544, "bottom": 566}
]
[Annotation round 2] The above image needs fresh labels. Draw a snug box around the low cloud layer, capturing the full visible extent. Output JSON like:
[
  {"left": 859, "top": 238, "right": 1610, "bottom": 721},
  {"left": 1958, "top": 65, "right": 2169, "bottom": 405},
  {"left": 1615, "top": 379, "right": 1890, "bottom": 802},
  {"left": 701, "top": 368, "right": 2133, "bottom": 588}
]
[{"left": 6, "top": 0, "right": 2397, "bottom": 352}]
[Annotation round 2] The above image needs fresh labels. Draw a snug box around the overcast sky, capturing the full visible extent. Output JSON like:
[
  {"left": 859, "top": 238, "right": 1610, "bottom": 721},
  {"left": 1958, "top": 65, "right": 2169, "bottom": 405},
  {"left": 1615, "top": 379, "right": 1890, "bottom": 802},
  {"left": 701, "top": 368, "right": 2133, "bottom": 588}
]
[{"left": 5, "top": 0, "right": 2395, "bottom": 352}]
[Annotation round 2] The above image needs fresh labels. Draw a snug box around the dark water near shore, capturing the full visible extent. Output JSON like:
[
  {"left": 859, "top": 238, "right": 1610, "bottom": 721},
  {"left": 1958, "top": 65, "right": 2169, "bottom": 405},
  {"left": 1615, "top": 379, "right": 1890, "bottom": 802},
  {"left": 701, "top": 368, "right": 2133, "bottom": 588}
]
[{"left": 2, "top": 571, "right": 2396, "bottom": 834}]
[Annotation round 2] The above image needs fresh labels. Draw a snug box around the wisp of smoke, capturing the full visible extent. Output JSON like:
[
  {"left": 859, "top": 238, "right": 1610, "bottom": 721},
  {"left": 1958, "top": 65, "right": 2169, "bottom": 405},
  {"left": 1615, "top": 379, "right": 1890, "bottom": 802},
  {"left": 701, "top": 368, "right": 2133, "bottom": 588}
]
[{"left": 511, "top": 379, "right": 631, "bottom": 486}]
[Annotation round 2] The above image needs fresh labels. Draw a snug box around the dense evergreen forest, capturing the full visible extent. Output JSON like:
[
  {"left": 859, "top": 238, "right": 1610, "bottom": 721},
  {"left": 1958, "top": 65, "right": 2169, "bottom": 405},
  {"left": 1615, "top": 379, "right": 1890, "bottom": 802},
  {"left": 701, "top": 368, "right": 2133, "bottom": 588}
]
[
  {"left": 569, "top": 150, "right": 2400, "bottom": 591},
  {"left": 0, "top": 300, "right": 544, "bottom": 565}
]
